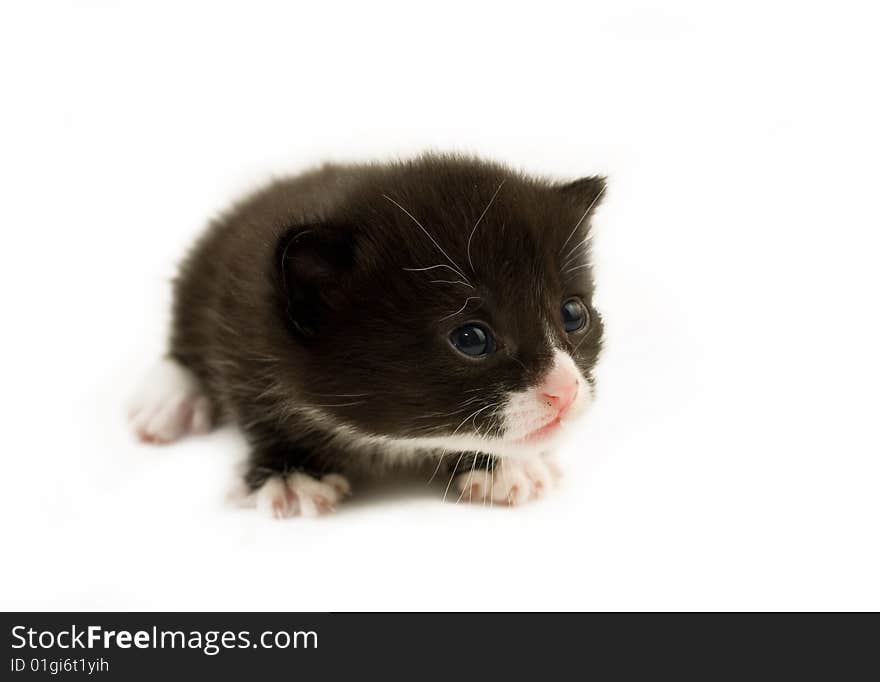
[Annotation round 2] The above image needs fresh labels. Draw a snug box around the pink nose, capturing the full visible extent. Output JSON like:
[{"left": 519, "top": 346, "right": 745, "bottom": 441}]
[{"left": 540, "top": 366, "right": 580, "bottom": 417}]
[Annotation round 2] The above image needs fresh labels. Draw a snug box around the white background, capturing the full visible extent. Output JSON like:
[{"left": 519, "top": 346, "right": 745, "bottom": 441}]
[{"left": 1, "top": 1, "right": 878, "bottom": 611}]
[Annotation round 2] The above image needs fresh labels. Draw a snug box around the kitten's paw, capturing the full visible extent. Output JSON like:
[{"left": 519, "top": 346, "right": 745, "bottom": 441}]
[
  {"left": 127, "top": 359, "right": 213, "bottom": 444},
  {"left": 254, "top": 472, "right": 351, "bottom": 519},
  {"left": 454, "top": 454, "right": 562, "bottom": 506}
]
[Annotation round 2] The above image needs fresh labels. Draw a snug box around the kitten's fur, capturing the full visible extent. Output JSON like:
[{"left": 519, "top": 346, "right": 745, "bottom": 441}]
[{"left": 129, "top": 154, "right": 605, "bottom": 516}]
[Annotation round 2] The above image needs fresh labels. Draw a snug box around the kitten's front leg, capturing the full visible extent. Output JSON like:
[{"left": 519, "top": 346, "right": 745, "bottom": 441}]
[
  {"left": 452, "top": 452, "right": 562, "bottom": 506},
  {"left": 230, "top": 419, "right": 352, "bottom": 519}
]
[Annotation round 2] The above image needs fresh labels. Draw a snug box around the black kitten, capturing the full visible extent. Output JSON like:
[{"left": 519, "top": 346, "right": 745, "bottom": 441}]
[{"left": 128, "top": 154, "right": 606, "bottom": 517}]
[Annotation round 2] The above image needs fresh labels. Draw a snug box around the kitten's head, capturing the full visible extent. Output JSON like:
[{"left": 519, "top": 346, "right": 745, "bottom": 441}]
[{"left": 278, "top": 155, "right": 605, "bottom": 457}]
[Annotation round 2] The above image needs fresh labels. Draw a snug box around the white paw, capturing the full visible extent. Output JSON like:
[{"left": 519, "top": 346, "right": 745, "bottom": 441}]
[
  {"left": 127, "top": 359, "right": 213, "bottom": 444},
  {"left": 251, "top": 472, "right": 352, "bottom": 519},
  {"left": 454, "top": 454, "right": 562, "bottom": 505}
]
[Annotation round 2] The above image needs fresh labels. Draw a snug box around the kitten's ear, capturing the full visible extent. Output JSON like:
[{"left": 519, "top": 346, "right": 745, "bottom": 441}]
[
  {"left": 277, "top": 224, "right": 356, "bottom": 338},
  {"left": 557, "top": 175, "right": 607, "bottom": 214}
]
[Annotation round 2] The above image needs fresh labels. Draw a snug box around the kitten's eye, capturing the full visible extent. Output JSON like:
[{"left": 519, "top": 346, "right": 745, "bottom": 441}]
[
  {"left": 561, "top": 298, "right": 589, "bottom": 333},
  {"left": 449, "top": 324, "right": 495, "bottom": 357}
]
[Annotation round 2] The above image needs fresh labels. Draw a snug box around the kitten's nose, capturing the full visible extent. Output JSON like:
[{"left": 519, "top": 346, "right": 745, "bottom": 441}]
[{"left": 540, "top": 365, "right": 580, "bottom": 417}]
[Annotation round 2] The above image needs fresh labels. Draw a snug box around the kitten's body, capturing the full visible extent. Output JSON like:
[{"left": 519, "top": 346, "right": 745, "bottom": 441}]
[{"left": 129, "top": 155, "right": 605, "bottom": 517}]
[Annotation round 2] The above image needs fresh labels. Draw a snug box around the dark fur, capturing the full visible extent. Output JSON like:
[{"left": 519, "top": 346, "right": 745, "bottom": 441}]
[{"left": 170, "top": 154, "right": 605, "bottom": 488}]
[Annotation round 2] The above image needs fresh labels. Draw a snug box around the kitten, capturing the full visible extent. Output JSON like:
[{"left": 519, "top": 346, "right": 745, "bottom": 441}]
[{"left": 128, "top": 154, "right": 606, "bottom": 517}]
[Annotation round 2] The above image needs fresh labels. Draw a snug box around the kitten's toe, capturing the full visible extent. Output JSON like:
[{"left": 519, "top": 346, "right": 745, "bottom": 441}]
[
  {"left": 453, "top": 469, "right": 493, "bottom": 503},
  {"left": 542, "top": 453, "right": 564, "bottom": 482},
  {"left": 253, "top": 472, "right": 351, "bottom": 519},
  {"left": 127, "top": 359, "right": 213, "bottom": 444},
  {"left": 491, "top": 459, "right": 536, "bottom": 505},
  {"left": 292, "top": 472, "right": 351, "bottom": 516},
  {"left": 225, "top": 479, "right": 256, "bottom": 508},
  {"left": 188, "top": 396, "right": 213, "bottom": 434},
  {"left": 520, "top": 457, "right": 555, "bottom": 497},
  {"left": 256, "top": 477, "right": 300, "bottom": 519},
  {"left": 321, "top": 473, "right": 352, "bottom": 498}
]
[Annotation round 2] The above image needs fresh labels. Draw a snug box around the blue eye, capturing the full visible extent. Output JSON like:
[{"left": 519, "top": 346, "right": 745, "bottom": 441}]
[
  {"left": 562, "top": 298, "right": 589, "bottom": 332},
  {"left": 449, "top": 324, "right": 494, "bottom": 357}
]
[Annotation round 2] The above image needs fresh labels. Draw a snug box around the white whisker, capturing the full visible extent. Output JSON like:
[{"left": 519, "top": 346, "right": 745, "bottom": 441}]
[
  {"left": 563, "top": 263, "right": 591, "bottom": 274},
  {"left": 488, "top": 457, "right": 495, "bottom": 509},
  {"left": 558, "top": 184, "right": 606, "bottom": 254},
  {"left": 563, "top": 237, "right": 591, "bottom": 266},
  {"left": 430, "top": 279, "right": 473, "bottom": 288},
  {"left": 404, "top": 264, "right": 467, "bottom": 276},
  {"left": 466, "top": 180, "right": 505, "bottom": 272},
  {"left": 308, "top": 401, "right": 367, "bottom": 408},
  {"left": 456, "top": 462, "right": 477, "bottom": 505},
  {"left": 499, "top": 457, "right": 512, "bottom": 505},
  {"left": 302, "top": 391, "right": 371, "bottom": 398},
  {"left": 427, "top": 449, "right": 447, "bottom": 485},
  {"left": 451, "top": 402, "right": 497, "bottom": 436},
  {"left": 442, "top": 452, "right": 466, "bottom": 503},
  {"left": 572, "top": 328, "right": 593, "bottom": 354},
  {"left": 438, "top": 296, "right": 481, "bottom": 322},
  {"left": 412, "top": 396, "right": 484, "bottom": 420},
  {"left": 384, "top": 194, "right": 471, "bottom": 283}
]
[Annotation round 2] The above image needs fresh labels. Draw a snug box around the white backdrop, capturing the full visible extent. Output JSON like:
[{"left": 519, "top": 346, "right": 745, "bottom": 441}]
[{"left": 1, "top": 1, "right": 878, "bottom": 611}]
